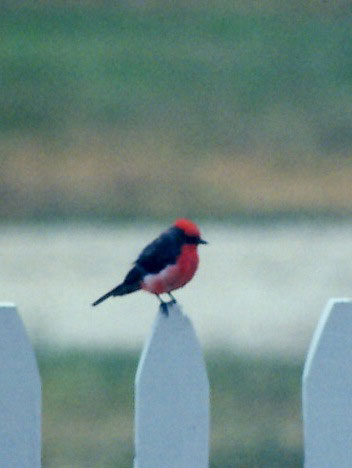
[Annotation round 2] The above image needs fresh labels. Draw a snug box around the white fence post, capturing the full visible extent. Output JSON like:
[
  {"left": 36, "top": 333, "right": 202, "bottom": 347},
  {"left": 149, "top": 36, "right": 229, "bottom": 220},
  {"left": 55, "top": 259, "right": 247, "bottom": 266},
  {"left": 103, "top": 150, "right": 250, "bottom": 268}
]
[
  {"left": 134, "top": 302, "right": 209, "bottom": 468},
  {"left": 303, "top": 298, "right": 352, "bottom": 468},
  {"left": 0, "top": 304, "right": 41, "bottom": 468}
]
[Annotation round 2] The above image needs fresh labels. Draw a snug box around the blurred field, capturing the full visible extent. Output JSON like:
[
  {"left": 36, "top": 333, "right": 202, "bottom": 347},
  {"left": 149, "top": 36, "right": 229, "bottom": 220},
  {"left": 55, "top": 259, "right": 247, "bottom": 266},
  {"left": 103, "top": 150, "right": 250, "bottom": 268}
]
[
  {"left": 39, "top": 349, "right": 302, "bottom": 468},
  {"left": 1, "top": 2, "right": 352, "bottom": 219},
  {"left": 3, "top": 137, "right": 352, "bottom": 220}
]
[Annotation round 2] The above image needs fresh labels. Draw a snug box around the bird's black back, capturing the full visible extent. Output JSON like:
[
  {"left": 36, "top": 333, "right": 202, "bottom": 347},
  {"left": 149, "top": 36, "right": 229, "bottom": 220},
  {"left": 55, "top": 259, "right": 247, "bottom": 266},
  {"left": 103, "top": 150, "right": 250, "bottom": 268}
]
[{"left": 134, "top": 226, "right": 185, "bottom": 275}]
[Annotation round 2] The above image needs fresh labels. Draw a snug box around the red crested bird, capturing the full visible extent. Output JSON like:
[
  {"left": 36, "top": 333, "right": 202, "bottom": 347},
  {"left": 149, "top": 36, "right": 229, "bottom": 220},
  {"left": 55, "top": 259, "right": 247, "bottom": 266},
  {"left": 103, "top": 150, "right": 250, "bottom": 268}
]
[{"left": 92, "top": 219, "right": 207, "bottom": 313}]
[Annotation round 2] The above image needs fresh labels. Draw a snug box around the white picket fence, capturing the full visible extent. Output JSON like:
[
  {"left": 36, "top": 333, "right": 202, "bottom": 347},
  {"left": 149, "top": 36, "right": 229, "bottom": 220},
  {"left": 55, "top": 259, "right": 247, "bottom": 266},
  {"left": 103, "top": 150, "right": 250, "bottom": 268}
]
[
  {"left": 134, "top": 303, "right": 209, "bottom": 468},
  {"left": 302, "top": 299, "right": 352, "bottom": 468},
  {"left": 1, "top": 299, "right": 352, "bottom": 467},
  {"left": 0, "top": 304, "right": 41, "bottom": 468}
]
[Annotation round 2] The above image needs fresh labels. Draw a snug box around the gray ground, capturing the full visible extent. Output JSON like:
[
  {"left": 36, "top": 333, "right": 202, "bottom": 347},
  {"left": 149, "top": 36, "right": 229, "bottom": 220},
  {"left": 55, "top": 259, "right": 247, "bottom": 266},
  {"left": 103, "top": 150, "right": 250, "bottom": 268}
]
[{"left": 2, "top": 221, "right": 352, "bottom": 358}]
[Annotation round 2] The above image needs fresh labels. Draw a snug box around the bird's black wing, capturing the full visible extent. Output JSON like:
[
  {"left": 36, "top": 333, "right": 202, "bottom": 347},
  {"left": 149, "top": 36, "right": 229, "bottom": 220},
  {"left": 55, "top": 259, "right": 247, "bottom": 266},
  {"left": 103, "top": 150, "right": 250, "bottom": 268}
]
[
  {"left": 92, "top": 226, "right": 185, "bottom": 306},
  {"left": 135, "top": 227, "right": 183, "bottom": 274}
]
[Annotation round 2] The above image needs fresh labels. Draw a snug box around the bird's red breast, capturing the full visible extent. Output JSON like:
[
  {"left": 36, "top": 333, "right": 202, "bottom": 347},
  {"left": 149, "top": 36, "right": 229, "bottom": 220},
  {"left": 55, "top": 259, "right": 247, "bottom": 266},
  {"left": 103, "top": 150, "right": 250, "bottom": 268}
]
[{"left": 141, "top": 243, "right": 199, "bottom": 295}]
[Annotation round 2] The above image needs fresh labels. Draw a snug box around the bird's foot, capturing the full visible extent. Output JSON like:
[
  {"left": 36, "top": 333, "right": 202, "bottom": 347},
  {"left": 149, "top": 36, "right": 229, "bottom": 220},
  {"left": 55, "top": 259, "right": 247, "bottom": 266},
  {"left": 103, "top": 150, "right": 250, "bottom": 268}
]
[
  {"left": 160, "top": 302, "right": 169, "bottom": 316},
  {"left": 167, "top": 293, "right": 177, "bottom": 304}
]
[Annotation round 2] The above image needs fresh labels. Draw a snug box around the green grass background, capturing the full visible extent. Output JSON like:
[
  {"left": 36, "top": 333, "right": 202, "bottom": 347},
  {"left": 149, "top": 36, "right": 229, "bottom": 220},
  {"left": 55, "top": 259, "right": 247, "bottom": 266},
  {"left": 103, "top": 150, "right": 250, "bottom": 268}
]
[
  {"left": 1, "top": 2, "right": 352, "bottom": 219},
  {"left": 39, "top": 349, "right": 303, "bottom": 467},
  {"left": 2, "top": 2, "right": 352, "bottom": 156}
]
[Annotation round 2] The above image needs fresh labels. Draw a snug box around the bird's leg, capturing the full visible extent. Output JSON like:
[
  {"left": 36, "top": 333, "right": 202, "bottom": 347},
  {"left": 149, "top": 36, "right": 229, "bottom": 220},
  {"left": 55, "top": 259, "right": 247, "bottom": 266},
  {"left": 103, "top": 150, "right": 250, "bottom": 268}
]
[
  {"left": 156, "top": 294, "right": 169, "bottom": 316},
  {"left": 167, "top": 292, "right": 177, "bottom": 304}
]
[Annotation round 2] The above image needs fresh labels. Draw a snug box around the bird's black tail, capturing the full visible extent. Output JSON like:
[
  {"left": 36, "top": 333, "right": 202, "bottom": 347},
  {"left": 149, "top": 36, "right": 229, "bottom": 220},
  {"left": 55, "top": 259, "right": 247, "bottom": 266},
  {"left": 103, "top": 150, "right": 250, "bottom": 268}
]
[{"left": 92, "top": 282, "right": 140, "bottom": 306}]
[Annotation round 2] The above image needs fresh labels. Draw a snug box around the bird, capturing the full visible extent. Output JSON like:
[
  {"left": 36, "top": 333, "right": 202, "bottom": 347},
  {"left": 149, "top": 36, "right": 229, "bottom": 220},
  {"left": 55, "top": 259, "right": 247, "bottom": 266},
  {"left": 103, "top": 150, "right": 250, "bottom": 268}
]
[{"left": 92, "top": 218, "right": 207, "bottom": 313}]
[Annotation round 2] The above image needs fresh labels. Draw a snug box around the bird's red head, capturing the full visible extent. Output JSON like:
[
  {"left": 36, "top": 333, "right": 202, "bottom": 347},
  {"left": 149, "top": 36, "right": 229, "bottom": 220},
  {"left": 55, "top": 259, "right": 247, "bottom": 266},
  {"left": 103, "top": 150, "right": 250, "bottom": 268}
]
[
  {"left": 174, "top": 218, "right": 201, "bottom": 237},
  {"left": 173, "top": 219, "right": 208, "bottom": 246}
]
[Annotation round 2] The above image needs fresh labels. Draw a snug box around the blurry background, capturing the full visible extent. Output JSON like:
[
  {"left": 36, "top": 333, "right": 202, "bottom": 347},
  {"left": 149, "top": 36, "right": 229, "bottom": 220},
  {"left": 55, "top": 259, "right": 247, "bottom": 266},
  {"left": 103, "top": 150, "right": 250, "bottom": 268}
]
[{"left": 1, "top": 1, "right": 352, "bottom": 466}]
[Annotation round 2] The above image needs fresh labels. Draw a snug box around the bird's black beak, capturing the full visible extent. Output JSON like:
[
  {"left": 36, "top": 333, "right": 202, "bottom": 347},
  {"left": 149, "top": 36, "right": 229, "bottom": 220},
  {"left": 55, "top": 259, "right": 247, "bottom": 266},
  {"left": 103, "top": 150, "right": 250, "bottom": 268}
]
[{"left": 198, "top": 238, "right": 208, "bottom": 245}]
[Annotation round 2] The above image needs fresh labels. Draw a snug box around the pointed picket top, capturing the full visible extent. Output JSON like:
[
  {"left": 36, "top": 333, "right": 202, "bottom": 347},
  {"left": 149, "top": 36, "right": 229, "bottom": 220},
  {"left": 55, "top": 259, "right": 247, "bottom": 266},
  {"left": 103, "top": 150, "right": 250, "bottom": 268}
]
[
  {"left": 303, "top": 298, "right": 352, "bottom": 468},
  {"left": 0, "top": 304, "right": 41, "bottom": 468},
  {"left": 134, "top": 302, "right": 209, "bottom": 468}
]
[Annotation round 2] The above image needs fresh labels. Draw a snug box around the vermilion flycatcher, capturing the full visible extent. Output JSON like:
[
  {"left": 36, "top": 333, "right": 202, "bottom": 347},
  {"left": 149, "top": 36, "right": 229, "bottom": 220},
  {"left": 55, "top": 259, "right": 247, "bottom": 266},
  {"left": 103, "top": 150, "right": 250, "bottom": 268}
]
[{"left": 92, "top": 218, "right": 207, "bottom": 312}]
